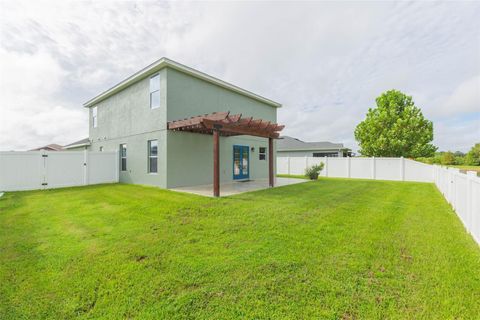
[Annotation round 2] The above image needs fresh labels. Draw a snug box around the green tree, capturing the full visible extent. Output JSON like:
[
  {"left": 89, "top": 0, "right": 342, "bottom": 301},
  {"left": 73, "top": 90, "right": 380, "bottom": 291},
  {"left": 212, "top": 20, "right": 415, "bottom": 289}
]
[
  {"left": 355, "top": 90, "right": 437, "bottom": 157},
  {"left": 440, "top": 151, "right": 455, "bottom": 165},
  {"left": 465, "top": 143, "right": 480, "bottom": 165}
]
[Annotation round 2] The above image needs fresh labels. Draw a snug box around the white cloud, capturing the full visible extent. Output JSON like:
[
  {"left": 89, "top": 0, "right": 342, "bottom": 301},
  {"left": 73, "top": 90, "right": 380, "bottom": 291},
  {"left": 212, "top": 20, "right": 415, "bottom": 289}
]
[
  {"left": 440, "top": 75, "right": 480, "bottom": 115},
  {"left": 434, "top": 117, "right": 480, "bottom": 152},
  {"left": 0, "top": 48, "right": 87, "bottom": 150},
  {"left": 0, "top": 0, "right": 479, "bottom": 151}
]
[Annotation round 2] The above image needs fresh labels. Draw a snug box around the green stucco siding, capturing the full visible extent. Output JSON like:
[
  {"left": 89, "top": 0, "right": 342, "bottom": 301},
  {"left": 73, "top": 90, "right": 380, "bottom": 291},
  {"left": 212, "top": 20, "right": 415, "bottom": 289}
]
[
  {"left": 166, "top": 131, "right": 271, "bottom": 188},
  {"left": 165, "top": 67, "right": 276, "bottom": 188},
  {"left": 89, "top": 68, "right": 168, "bottom": 187},
  {"left": 87, "top": 66, "right": 278, "bottom": 190},
  {"left": 166, "top": 68, "right": 276, "bottom": 123}
]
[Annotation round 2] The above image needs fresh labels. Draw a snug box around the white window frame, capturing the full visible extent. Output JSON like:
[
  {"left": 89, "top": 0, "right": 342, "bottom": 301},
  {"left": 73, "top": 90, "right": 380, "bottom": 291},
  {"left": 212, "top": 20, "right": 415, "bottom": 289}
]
[
  {"left": 149, "top": 74, "right": 160, "bottom": 109},
  {"left": 92, "top": 106, "right": 98, "bottom": 128},
  {"left": 148, "top": 140, "right": 158, "bottom": 173},
  {"left": 120, "top": 144, "right": 127, "bottom": 171},
  {"left": 259, "top": 147, "right": 266, "bottom": 160}
]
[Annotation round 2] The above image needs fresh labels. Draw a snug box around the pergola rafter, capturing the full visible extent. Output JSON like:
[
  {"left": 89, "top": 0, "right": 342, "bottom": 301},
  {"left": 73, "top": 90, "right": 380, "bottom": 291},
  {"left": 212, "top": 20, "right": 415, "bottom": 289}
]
[
  {"left": 167, "top": 112, "right": 284, "bottom": 138},
  {"left": 167, "top": 111, "right": 285, "bottom": 197}
]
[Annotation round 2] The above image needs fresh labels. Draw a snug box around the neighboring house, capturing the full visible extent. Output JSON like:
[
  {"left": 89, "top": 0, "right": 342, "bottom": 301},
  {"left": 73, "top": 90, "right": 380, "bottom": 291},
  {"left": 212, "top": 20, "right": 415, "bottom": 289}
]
[
  {"left": 63, "top": 138, "right": 91, "bottom": 151},
  {"left": 82, "top": 57, "right": 283, "bottom": 195},
  {"left": 277, "top": 136, "right": 351, "bottom": 157},
  {"left": 29, "top": 144, "right": 64, "bottom": 151}
]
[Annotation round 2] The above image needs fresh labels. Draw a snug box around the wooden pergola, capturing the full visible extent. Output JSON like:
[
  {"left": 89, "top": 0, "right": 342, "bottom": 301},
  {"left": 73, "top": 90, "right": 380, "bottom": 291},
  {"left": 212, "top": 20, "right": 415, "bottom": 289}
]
[{"left": 167, "top": 111, "right": 284, "bottom": 197}]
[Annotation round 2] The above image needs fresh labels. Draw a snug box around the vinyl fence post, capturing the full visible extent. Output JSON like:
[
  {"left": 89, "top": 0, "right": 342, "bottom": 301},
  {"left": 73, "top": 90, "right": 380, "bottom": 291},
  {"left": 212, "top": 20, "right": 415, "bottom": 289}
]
[
  {"left": 287, "top": 156, "right": 291, "bottom": 175},
  {"left": 42, "top": 150, "right": 47, "bottom": 189},
  {"left": 305, "top": 156, "right": 309, "bottom": 171},
  {"left": 347, "top": 156, "right": 351, "bottom": 178},
  {"left": 83, "top": 149, "right": 88, "bottom": 186},
  {"left": 466, "top": 171, "right": 475, "bottom": 233},
  {"left": 325, "top": 156, "right": 329, "bottom": 177},
  {"left": 452, "top": 169, "right": 457, "bottom": 210},
  {"left": 401, "top": 156, "right": 405, "bottom": 181},
  {"left": 371, "top": 157, "right": 376, "bottom": 180}
]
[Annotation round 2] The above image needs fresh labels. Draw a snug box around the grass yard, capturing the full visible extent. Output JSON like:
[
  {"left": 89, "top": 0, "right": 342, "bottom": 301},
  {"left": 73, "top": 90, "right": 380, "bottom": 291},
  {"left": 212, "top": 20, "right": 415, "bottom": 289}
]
[
  {"left": 1, "top": 179, "right": 479, "bottom": 319},
  {"left": 276, "top": 173, "right": 309, "bottom": 179}
]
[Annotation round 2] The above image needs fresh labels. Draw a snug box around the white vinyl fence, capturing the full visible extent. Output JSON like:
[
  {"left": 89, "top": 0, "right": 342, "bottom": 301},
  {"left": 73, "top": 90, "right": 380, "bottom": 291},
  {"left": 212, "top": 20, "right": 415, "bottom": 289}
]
[
  {"left": 277, "top": 156, "right": 480, "bottom": 245},
  {"left": 434, "top": 166, "right": 480, "bottom": 245},
  {"left": 277, "top": 156, "right": 433, "bottom": 182},
  {"left": 0, "top": 151, "right": 119, "bottom": 191}
]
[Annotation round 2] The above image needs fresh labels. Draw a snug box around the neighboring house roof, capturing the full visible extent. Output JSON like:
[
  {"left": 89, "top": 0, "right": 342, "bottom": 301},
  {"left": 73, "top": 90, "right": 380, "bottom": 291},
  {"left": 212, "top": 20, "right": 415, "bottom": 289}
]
[
  {"left": 83, "top": 57, "right": 282, "bottom": 109},
  {"left": 29, "top": 144, "right": 64, "bottom": 151},
  {"left": 63, "top": 138, "right": 90, "bottom": 149},
  {"left": 277, "top": 136, "right": 348, "bottom": 151}
]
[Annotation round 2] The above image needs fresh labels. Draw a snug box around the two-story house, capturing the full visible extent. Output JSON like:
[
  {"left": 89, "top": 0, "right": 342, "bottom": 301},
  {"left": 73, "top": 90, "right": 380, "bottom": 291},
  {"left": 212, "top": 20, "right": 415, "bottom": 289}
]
[{"left": 78, "top": 58, "right": 284, "bottom": 196}]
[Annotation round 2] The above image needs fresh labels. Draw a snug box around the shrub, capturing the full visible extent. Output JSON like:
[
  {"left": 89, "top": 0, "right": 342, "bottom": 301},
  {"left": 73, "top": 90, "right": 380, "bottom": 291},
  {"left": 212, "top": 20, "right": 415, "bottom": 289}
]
[
  {"left": 305, "top": 163, "right": 324, "bottom": 180},
  {"left": 465, "top": 143, "right": 480, "bottom": 165},
  {"left": 440, "top": 152, "right": 455, "bottom": 165},
  {"left": 415, "top": 157, "right": 433, "bottom": 164}
]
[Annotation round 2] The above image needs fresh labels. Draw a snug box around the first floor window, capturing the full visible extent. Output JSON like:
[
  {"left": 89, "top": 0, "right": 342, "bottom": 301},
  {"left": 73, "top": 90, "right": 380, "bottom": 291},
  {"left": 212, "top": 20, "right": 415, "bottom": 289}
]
[
  {"left": 259, "top": 147, "right": 266, "bottom": 160},
  {"left": 120, "top": 144, "right": 127, "bottom": 171},
  {"left": 148, "top": 140, "right": 158, "bottom": 173}
]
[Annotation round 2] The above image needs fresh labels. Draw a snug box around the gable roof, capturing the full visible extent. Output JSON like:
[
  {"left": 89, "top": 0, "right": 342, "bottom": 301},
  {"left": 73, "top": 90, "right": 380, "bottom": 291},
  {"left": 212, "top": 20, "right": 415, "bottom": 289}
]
[
  {"left": 29, "top": 144, "right": 64, "bottom": 151},
  {"left": 63, "top": 138, "right": 90, "bottom": 149},
  {"left": 277, "top": 136, "right": 347, "bottom": 151},
  {"left": 83, "top": 57, "right": 282, "bottom": 109}
]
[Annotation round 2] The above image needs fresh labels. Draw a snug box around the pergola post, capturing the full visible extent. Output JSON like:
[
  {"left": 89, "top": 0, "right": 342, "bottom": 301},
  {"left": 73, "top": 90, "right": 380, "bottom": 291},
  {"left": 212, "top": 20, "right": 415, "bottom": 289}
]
[
  {"left": 213, "top": 129, "right": 220, "bottom": 197},
  {"left": 167, "top": 112, "right": 284, "bottom": 195},
  {"left": 269, "top": 137, "right": 274, "bottom": 187}
]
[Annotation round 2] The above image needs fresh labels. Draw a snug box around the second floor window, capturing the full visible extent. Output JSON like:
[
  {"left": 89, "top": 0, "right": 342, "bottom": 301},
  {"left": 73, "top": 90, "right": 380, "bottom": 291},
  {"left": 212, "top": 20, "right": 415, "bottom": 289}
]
[
  {"left": 148, "top": 140, "right": 158, "bottom": 173},
  {"left": 120, "top": 144, "right": 127, "bottom": 171},
  {"left": 150, "top": 74, "right": 160, "bottom": 109},
  {"left": 92, "top": 106, "right": 98, "bottom": 128}
]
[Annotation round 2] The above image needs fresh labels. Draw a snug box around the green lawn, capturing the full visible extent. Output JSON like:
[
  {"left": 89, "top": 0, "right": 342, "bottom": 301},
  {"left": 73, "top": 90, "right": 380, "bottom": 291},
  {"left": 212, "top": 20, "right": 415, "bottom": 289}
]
[
  {"left": 276, "top": 173, "right": 309, "bottom": 179},
  {"left": 1, "top": 179, "right": 479, "bottom": 319}
]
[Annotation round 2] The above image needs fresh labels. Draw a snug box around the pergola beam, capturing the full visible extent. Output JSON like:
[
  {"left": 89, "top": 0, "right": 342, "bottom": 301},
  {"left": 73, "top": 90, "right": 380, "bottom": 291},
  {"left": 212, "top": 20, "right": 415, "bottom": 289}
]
[
  {"left": 202, "top": 119, "right": 279, "bottom": 138},
  {"left": 168, "top": 112, "right": 283, "bottom": 139}
]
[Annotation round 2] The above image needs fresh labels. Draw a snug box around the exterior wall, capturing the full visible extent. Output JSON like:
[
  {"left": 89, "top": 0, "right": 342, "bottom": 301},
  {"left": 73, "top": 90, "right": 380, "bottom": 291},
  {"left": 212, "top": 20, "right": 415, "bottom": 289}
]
[
  {"left": 165, "top": 67, "right": 277, "bottom": 188},
  {"left": 166, "top": 131, "right": 271, "bottom": 188},
  {"left": 88, "top": 68, "right": 168, "bottom": 188},
  {"left": 86, "top": 66, "right": 277, "bottom": 189},
  {"left": 165, "top": 68, "right": 276, "bottom": 123},
  {"left": 277, "top": 150, "right": 343, "bottom": 157},
  {"left": 90, "top": 131, "right": 167, "bottom": 187}
]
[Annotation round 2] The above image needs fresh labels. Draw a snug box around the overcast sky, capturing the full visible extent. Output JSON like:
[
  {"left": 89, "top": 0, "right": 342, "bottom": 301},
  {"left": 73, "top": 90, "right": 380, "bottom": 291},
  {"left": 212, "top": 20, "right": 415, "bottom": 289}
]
[{"left": 0, "top": 1, "right": 479, "bottom": 152}]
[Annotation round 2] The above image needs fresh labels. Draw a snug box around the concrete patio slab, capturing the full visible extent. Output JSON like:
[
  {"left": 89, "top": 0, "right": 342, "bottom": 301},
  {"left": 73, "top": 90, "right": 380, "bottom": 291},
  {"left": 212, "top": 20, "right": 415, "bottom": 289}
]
[{"left": 170, "top": 177, "right": 308, "bottom": 197}]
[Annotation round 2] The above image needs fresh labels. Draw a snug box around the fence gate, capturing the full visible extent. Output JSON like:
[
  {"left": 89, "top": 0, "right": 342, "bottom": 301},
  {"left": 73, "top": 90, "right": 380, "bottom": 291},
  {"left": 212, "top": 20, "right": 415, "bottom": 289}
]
[{"left": 0, "top": 151, "right": 118, "bottom": 192}]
